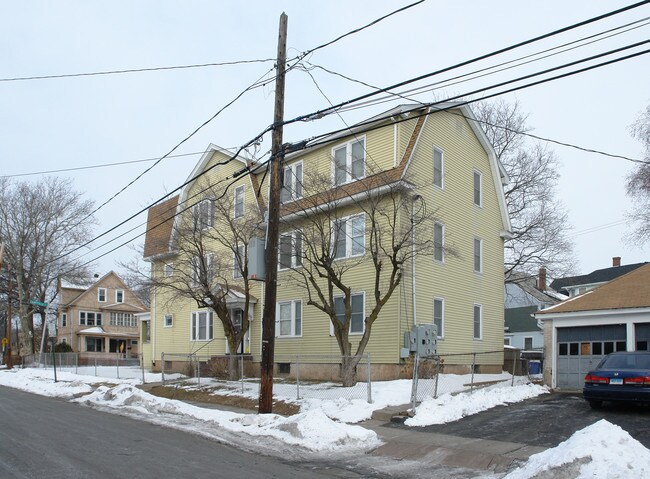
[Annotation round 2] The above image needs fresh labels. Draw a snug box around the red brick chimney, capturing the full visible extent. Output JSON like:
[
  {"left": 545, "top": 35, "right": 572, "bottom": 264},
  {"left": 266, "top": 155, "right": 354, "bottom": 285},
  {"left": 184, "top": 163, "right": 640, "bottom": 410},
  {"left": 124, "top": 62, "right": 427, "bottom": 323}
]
[
  {"left": 538, "top": 267, "right": 547, "bottom": 291},
  {"left": 613, "top": 257, "right": 621, "bottom": 267}
]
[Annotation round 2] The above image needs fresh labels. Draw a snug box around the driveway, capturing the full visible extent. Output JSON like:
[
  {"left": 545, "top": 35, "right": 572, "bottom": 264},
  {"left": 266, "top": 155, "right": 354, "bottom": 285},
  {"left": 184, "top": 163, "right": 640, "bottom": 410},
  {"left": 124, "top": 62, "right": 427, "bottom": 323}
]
[{"left": 389, "top": 392, "right": 650, "bottom": 448}]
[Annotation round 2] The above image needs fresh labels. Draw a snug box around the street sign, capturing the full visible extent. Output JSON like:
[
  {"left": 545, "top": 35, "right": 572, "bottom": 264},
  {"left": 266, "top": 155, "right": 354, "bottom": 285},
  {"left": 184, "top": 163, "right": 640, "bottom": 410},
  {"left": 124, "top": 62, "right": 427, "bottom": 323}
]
[
  {"left": 29, "top": 299, "right": 48, "bottom": 308},
  {"left": 2, "top": 337, "right": 8, "bottom": 347}
]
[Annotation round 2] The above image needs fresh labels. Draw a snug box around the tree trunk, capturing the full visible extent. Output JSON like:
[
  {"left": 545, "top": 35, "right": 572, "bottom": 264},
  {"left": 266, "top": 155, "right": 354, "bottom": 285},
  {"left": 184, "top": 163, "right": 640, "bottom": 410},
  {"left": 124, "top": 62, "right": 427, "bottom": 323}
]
[
  {"left": 341, "top": 355, "right": 361, "bottom": 387},
  {"left": 227, "top": 338, "right": 241, "bottom": 381}
]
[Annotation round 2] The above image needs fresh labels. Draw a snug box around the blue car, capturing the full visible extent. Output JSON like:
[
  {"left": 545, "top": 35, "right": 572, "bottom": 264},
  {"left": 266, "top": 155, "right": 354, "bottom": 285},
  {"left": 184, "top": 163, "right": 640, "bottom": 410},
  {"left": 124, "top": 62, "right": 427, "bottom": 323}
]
[{"left": 583, "top": 351, "right": 650, "bottom": 408}]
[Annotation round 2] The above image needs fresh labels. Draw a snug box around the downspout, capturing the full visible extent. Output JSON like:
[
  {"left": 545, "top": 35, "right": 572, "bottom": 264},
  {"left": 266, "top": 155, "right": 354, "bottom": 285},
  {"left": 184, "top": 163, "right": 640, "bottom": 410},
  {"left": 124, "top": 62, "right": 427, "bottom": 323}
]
[
  {"left": 152, "top": 264, "right": 156, "bottom": 364},
  {"left": 411, "top": 195, "right": 422, "bottom": 326},
  {"left": 393, "top": 121, "right": 398, "bottom": 167}
]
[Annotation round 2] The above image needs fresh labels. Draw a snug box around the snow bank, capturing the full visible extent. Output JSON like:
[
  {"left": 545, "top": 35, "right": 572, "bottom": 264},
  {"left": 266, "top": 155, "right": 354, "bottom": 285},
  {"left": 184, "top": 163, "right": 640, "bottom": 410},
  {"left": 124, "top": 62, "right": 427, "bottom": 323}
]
[
  {"left": 75, "top": 384, "right": 380, "bottom": 453},
  {"left": 0, "top": 368, "right": 94, "bottom": 398},
  {"left": 405, "top": 383, "right": 549, "bottom": 426},
  {"left": 504, "top": 419, "right": 650, "bottom": 479}
]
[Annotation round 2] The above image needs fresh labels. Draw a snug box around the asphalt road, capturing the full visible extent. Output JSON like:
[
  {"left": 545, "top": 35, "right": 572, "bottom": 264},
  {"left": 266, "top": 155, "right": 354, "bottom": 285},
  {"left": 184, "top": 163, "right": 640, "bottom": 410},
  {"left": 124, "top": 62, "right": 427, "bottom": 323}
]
[
  {"left": 390, "top": 392, "right": 650, "bottom": 448},
  {"left": 0, "top": 387, "right": 368, "bottom": 479}
]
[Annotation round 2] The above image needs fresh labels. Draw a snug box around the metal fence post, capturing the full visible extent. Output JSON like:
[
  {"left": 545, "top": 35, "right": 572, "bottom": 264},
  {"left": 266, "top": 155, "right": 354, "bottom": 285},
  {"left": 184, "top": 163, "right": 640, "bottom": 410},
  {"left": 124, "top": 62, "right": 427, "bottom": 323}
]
[
  {"left": 141, "top": 354, "right": 146, "bottom": 384},
  {"left": 240, "top": 355, "right": 244, "bottom": 395},
  {"left": 296, "top": 355, "right": 300, "bottom": 400},
  {"left": 161, "top": 352, "right": 165, "bottom": 384},
  {"left": 196, "top": 355, "right": 201, "bottom": 388},
  {"left": 511, "top": 352, "right": 518, "bottom": 386},
  {"left": 75, "top": 353, "right": 78, "bottom": 374},
  {"left": 470, "top": 353, "right": 476, "bottom": 392},
  {"left": 434, "top": 357, "right": 440, "bottom": 399},
  {"left": 411, "top": 354, "right": 419, "bottom": 411},
  {"left": 116, "top": 355, "right": 120, "bottom": 379},
  {"left": 94, "top": 357, "right": 97, "bottom": 376},
  {"left": 366, "top": 353, "right": 372, "bottom": 404}
]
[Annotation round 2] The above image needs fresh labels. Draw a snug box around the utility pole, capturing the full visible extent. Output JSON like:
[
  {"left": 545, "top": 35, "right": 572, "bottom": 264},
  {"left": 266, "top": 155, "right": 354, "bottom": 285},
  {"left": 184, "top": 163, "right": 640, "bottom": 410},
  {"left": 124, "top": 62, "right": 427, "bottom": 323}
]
[
  {"left": 259, "top": 12, "right": 287, "bottom": 414},
  {"left": 6, "top": 262, "right": 13, "bottom": 369}
]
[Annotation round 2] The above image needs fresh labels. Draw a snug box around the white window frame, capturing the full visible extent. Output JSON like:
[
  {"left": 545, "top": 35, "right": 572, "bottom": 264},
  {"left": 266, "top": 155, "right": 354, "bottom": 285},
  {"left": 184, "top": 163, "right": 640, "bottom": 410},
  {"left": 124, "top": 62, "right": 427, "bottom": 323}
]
[
  {"left": 332, "top": 136, "right": 366, "bottom": 186},
  {"left": 473, "top": 304, "right": 482, "bottom": 340},
  {"left": 109, "top": 312, "right": 135, "bottom": 327},
  {"left": 433, "top": 146, "right": 444, "bottom": 189},
  {"left": 61, "top": 313, "right": 67, "bottom": 328},
  {"left": 504, "top": 337, "right": 512, "bottom": 346},
  {"left": 164, "top": 314, "right": 173, "bottom": 328},
  {"left": 116, "top": 289, "right": 124, "bottom": 304},
  {"left": 473, "top": 170, "right": 482, "bottom": 207},
  {"left": 97, "top": 288, "right": 107, "bottom": 302},
  {"left": 433, "top": 297, "right": 444, "bottom": 339},
  {"left": 281, "top": 160, "right": 303, "bottom": 203},
  {"left": 192, "top": 253, "right": 214, "bottom": 286},
  {"left": 234, "top": 244, "right": 245, "bottom": 279},
  {"left": 234, "top": 185, "right": 245, "bottom": 219},
  {"left": 279, "top": 230, "right": 303, "bottom": 270},
  {"left": 332, "top": 214, "right": 365, "bottom": 260},
  {"left": 473, "top": 237, "right": 482, "bottom": 273},
  {"left": 190, "top": 311, "right": 214, "bottom": 342},
  {"left": 433, "top": 221, "right": 445, "bottom": 263},
  {"left": 193, "top": 198, "right": 214, "bottom": 230},
  {"left": 79, "top": 311, "right": 102, "bottom": 326},
  {"left": 163, "top": 263, "right": 173, "bottom": 277},
  {"left": 330, "top": 292, "right": 365, "bottom": 335},
  {"left": 524, "top": 336, "right": 534, "bottom": 350},
  {"left": 276, "top": 299, "right": 302, "bottom": 338}
]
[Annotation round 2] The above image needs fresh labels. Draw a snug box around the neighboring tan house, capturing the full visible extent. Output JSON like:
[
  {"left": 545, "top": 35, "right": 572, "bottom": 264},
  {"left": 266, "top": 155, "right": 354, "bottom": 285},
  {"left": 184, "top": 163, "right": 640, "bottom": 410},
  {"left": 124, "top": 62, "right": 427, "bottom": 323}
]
[
  {"left": 142, "top": 102, "right": 512, "bottom": 379},
  {"left": 549, "top": 257, "right": 647, "bottom": 297},
  {"left": 536, "top": 262, "right": 650, "bottom": 390},
  {"left": 57, "top": 271, "right": 147, "bottom": 359},
  {"left": 504, "top": 268, "right": 564, "bottom": 350}
]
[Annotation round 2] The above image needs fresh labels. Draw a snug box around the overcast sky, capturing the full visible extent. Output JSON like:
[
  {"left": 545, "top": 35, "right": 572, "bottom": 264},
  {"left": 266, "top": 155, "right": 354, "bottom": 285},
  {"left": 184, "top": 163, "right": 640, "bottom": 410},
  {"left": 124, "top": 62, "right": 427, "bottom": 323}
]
[{"left": 1, "top": 0, "right": 648, "bottom": 280}]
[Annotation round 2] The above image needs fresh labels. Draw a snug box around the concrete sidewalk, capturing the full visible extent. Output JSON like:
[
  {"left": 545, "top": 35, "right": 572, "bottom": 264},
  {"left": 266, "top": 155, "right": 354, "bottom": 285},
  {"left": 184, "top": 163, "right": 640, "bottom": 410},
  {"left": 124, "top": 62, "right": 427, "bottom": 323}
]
[{"left": 362, "top": 417, "right": 546, "bottom": 474}]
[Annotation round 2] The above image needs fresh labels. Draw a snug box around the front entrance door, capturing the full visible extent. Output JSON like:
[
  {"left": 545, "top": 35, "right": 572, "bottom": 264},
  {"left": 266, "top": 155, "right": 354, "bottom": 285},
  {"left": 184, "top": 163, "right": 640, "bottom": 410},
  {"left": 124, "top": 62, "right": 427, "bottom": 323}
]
[
  {"left": 109, "top": 339, "right": 127, "bottom": 354},
  {"left": 226, "top": 309, "right": 249, "bottom": 354}
]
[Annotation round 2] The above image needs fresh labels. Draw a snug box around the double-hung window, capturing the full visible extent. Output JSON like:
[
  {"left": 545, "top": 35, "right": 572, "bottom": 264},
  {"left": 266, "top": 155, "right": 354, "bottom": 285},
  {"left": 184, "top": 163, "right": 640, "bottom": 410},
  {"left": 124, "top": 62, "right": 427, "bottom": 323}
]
[
  {"left": 97, "top": 288, "right": 106, "bottom": 302},
  {"left": 276, "top": 300, "right": 302, "bottom": 337},
  {"left": 434, "top": 222, "right": 444, "bottom": 263},
  {"left": 164, "top": 314, "right": 173, "bottom": 328},
  {"left": 192, "top": 254, "right": 214, "bottom": 286},
  {"left": 473, "top": 170, "right": 482, "bottom": 207},
  {"left": 333, "top": 214, "right": 365, "bottom": 259},
  {"left": 281, "top": 161, "right": 303, "bottom": 203},
  {"left": 433, "top": 147, "right": 444, "bottom": 188},
  {"left": 234, "top": 185, "right": 245, "bottom": 218},
  {"left": 234, "top": 244, "right": 245, "bottom": 279},
  {"left": 332, "top": 138, "right": 365, "bottom": 186},
  {"left": 279, "top": 231, "right": 303, "bottom": 270},
  {"left": 191, "top": 311, "right": 214, "bottom": 341},
  {"left": 433, "top": 298, "right": 444, "bottom": 338},
  {"left": 80, "top": 311, "right": 102, "bottom": 326},
  {"left": 473, "top": 304, "right": 482, "bottom": 340},
  {"left": 332, "top": 292, "right": 365, "bottom": 334},
  {"left": 473, "top": 238, "right": 482, "bottom": 273},
  {"left": 116, "top": 289, "right": 124, "bottom": 303},
  {"left": 61, "top": 313, "right": 67, "bottom": 328},
  {"left": 194, "top": 198, "right": 214, "bottom": 230}
]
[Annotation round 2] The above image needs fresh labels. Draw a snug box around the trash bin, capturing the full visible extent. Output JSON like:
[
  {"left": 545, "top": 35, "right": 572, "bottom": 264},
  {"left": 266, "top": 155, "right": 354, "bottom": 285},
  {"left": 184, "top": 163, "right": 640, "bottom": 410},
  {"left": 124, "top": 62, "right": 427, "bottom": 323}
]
[{"left": 528, "top": 360, "right": 541, "bottom": 375}]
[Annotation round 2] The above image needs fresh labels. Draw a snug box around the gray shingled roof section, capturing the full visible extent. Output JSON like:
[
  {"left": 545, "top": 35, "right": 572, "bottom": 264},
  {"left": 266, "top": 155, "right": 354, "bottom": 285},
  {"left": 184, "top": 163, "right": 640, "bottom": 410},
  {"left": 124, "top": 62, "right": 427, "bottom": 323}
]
[{"left": 550, "top": 262, "right": 648, "bottom": 294}]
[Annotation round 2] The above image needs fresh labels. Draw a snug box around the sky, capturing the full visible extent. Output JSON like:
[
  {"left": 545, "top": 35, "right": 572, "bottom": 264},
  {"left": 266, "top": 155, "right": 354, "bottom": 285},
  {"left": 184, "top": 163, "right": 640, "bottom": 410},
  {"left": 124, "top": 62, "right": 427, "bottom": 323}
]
[
  {"left": 2, "top": 366, "right": 650, "bottom": 478},
  {"left": 1, "top": 0, "right": 649, "bottom": 279}
]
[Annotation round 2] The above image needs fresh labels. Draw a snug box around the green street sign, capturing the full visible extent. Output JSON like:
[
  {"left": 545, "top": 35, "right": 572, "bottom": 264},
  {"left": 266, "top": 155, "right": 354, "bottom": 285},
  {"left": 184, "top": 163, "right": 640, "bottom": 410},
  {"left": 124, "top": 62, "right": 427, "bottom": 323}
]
[{"left": 29, "top": 299, "right": 48, "bottom": 308}]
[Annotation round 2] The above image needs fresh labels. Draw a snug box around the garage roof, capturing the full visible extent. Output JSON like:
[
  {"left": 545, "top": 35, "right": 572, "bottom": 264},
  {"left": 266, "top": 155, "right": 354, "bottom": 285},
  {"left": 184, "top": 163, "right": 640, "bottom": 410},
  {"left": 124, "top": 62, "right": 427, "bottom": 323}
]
[{"left": 537, "top": 262, "right": 650, "bottom": 315}]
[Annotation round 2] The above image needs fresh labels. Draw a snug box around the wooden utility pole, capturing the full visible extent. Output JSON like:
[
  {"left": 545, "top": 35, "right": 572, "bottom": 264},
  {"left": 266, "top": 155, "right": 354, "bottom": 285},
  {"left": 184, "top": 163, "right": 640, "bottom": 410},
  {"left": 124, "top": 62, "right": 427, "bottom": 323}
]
[
  {"left": 6, "top": 262, "right": 13, "bottom": 369},
  {"left": 259, "top": 12, "right": 287, "bottom": 414}
]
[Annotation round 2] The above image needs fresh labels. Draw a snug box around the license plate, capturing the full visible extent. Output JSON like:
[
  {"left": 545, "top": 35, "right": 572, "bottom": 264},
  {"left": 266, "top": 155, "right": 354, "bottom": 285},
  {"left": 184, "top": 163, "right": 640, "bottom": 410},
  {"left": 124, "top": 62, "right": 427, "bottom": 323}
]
[{"left": 610, "top": 378, "right": 623, "bottom": 385}]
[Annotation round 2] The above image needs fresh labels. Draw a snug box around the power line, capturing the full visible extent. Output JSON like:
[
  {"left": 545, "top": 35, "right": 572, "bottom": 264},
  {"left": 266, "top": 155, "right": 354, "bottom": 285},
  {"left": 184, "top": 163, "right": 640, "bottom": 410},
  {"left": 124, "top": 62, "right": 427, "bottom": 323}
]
[
  {"left": 284, "top": 1, "right": 650, "bottom": 126},
  {"left": 0, "top": 58, "right": 276, "bottom": 83},
  {"left": 0, "top": 151, "right": 207, "bottom": 178}
]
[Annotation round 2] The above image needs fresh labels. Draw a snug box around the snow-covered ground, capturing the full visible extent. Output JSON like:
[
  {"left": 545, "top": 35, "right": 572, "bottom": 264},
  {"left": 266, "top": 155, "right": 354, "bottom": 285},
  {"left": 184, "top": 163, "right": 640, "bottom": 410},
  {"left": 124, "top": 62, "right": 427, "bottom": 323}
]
[{"left": 1, "top": 366, "right": 649, "bottom": 478}]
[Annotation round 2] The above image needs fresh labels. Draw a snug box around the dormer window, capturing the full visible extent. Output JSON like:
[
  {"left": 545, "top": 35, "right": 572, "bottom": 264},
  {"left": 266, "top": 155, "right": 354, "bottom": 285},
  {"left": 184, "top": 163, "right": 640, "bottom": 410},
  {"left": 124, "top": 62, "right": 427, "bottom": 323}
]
[{"left": 333, "top": 137, "right": 365, "bottom": 186}]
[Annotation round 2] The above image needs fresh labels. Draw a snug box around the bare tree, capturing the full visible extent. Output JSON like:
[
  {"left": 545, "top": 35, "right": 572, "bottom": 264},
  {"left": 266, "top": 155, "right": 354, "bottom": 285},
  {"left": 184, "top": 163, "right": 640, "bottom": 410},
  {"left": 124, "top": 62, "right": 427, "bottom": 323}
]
[
  {"left": 626, "top": 104, "right": 650, "bottom": 244},
  {"left": 474, "top": 100, "right": 576, "bottom": 282},
  {"left": 0, "top": 177, "right": 96, "bottom": 355},
  {"left": 280, "top": 168, "right": 440, "bottom": 386},
  {"left": 117, "top": 244, "right": 151, "bottom": 308},
  {"left": 149, "top": 182, "right": 264, "bottom": 378}
]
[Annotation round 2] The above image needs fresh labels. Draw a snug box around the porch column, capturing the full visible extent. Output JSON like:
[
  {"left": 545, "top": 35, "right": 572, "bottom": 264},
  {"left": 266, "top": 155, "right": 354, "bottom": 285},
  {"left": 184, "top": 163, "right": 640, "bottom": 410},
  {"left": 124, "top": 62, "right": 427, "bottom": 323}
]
[{"left": 627, "top": 320, "right": 636, "bottom": 351}]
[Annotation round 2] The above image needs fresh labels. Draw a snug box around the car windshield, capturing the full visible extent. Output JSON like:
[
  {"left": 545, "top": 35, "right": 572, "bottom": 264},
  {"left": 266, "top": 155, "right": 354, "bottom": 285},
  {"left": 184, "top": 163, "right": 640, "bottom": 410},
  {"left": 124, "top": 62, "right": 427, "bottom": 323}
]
[{"left": 599, "top": 354, "right": 650, "bottom": 370}]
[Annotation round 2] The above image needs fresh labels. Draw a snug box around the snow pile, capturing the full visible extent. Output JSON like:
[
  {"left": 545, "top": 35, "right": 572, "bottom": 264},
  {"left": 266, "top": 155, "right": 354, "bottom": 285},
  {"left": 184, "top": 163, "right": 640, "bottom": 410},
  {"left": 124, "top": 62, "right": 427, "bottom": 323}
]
[
  {"left": 75, "top": 383, "right": 380, "bottom": 453},
  {"left": 0, "top": 368, "right": 94, "bottom": 398},
  {"left": 405, "top": 382, "right": 548, "bottom": 426},
  {"left": 504, "top": 419, "right": 650, "bottom": 479}
]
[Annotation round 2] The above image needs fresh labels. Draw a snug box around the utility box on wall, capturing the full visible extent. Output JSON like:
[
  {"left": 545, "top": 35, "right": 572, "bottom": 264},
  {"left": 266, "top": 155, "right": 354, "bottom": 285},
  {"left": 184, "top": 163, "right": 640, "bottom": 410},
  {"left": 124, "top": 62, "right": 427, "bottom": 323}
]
[{"left": 402, "top": 324, "right": 437, "bottom": 358}]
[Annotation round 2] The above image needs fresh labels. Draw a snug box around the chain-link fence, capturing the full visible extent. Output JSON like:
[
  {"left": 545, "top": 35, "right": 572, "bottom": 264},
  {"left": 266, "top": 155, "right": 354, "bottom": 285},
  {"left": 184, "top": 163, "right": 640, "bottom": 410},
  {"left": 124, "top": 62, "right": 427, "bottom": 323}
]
[
  {"left": 160, "top": 352, "right": 373, "bottom": 402},
  {"left": 410, "top": 349, "right": 538, "bottom": 408},
  {"left": 21, "top": 352, "right": 146, "bottom": 382}
]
